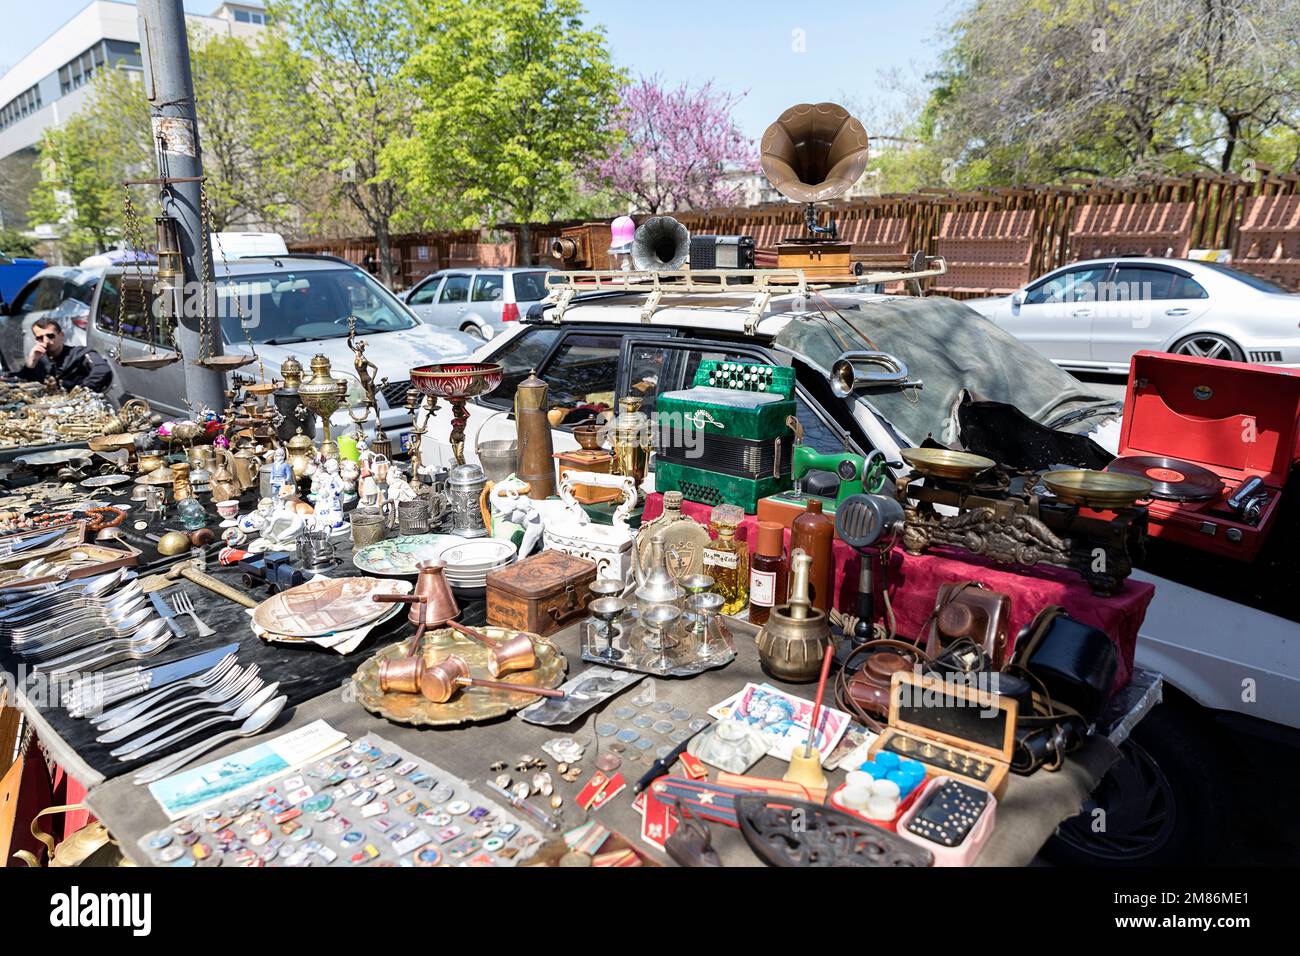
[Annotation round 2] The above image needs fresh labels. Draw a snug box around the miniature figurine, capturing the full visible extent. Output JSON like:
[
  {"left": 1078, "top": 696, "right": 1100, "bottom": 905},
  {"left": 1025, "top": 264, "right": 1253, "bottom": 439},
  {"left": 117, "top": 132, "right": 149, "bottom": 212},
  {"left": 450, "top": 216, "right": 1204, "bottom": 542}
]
[
  {"left": 269, "top": 446, "right": 294, "bottom": 502},
  {"left": 312, "top": 458, "right": 347, "bottom": 530}
]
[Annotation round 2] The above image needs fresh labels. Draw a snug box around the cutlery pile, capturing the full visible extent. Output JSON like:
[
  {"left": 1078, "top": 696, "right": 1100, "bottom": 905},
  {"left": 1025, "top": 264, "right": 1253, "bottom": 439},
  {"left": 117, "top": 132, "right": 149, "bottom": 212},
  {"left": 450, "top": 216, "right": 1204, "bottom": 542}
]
[{"left": 3, "top": 569, "right": 289, "bottom": 784}]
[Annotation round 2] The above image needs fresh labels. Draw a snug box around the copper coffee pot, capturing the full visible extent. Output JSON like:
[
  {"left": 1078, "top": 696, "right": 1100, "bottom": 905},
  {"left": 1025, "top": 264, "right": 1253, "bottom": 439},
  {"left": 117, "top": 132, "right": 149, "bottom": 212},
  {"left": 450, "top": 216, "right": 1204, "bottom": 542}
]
[
  {"left": 446, "top": 620, "right": 538, "bottom": 677},
  {"left": 418, "top": 654, "right": 565, "bottom": 703},
  {"left": 373, "top": 560, "right": 460, "bottom": 630},
  {"left": 514, "top": 369, "right": 556, "bottom": 499}
]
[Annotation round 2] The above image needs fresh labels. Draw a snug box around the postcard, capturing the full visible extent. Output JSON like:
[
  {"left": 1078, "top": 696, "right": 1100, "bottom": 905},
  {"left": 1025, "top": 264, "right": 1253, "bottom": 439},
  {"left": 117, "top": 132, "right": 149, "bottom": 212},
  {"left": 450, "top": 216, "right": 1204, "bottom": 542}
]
[
  {"left": 707, "top": 682, "right": 851, "bottom": 763},
  {"left": 148, "top": 719, "right": 350, "bottom": 821}
]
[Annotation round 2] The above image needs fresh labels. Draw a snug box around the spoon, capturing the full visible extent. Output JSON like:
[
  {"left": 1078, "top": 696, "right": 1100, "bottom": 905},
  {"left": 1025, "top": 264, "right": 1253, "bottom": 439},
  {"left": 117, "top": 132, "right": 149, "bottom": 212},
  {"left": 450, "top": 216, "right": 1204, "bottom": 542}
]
[
  {"left": 0, "top": 570, "right": 128, "bottom": 619},
  {"left": 34, "top": 620, "right": 170, "bottom": 677},
  {"left": 132, "top": 694, "right": 289, "bottom": 785},
  {"left": 9, "top": 588, "right": 147, "bottom": 643},
  {"left": 17, "top": 605, "right": 156, "bottom": 661}
]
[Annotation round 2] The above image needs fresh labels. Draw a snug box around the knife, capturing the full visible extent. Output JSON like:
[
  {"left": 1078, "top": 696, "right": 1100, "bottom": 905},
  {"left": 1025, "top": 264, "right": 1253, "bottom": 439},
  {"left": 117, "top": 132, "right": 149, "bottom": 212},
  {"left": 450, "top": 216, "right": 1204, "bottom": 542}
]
[
  {"left": 65, "top": 643, "right": 239, "bottom": 717},
  {"left": 634, "top": 722, "right": 711, "bottom": 795},
  {"left": 149, "top": 592, "right": 186, "bottom": 639}
]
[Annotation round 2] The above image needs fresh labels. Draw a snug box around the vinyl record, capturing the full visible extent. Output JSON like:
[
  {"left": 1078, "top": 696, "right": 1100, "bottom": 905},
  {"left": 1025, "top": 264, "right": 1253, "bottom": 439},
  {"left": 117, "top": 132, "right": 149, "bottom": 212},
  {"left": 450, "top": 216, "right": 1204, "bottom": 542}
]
[{"left": 1108, "top": 455, "right": 1223, "bottom": 502}]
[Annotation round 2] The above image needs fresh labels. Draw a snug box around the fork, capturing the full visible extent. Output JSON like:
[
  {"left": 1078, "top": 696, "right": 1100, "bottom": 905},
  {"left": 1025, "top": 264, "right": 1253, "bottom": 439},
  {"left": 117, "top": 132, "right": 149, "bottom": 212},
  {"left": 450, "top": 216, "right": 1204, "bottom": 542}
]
[
  {"left": 171, "top": 591, "right": 215, "bottom": 637},
  {"left": 107, "top": 673, "right": 264, "bottom": 756},
  {"left": 90, "top": 655, "right": 238, "bottom": 728},
  {"left": 96, "top": 664, "right": 259, "bottom": 744}
]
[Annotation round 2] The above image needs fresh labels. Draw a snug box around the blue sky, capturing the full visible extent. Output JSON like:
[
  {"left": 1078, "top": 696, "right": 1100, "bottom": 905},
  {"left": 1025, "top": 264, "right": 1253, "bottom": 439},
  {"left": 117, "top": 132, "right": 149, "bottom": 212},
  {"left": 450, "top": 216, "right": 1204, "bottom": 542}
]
[{"left": 2, "top": 0, "right": 964, "bottom": 138}]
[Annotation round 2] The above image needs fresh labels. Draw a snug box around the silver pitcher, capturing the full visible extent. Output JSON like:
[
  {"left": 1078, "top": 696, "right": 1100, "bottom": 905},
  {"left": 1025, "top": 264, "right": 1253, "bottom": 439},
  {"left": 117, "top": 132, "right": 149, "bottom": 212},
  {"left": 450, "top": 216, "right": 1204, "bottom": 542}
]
[{"left": 446, "top": 463, "right": 487, "bottom": 538}]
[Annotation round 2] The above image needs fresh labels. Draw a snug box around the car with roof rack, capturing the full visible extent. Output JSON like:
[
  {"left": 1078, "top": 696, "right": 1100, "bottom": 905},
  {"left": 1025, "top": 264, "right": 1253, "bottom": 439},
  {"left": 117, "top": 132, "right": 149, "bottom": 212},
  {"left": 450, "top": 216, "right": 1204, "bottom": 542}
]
[
  {"left": 84, "top": 254, "right": 481, "bottom": 440},
  {"left": 415, "top": 264, "right": 1300, "bottom": 865}
]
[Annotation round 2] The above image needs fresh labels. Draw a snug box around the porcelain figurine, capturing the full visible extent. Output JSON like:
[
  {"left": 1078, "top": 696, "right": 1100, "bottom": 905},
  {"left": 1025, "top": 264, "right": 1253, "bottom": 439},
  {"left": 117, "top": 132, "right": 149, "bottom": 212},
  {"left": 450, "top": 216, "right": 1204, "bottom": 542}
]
[
  {"left": 269, "top": 447, "right": 294, "bottom": 502},
  {"left": 339, "top": 456, "right": 361, "bottom": 494},
  {"left": 385, "top": 466, "right": 418, "bottom": 504},
  {"left": 488, "top": 477, "right": 544, "bottom": 558},
  {"left": 357, "top": 458, "right": 378, "bottom": 508},
  {"left": 312, "top": 458, "right": 347, "bottom": 530},
  {"left": 237, "top": 497, "right": 275, "bottom": 535}
]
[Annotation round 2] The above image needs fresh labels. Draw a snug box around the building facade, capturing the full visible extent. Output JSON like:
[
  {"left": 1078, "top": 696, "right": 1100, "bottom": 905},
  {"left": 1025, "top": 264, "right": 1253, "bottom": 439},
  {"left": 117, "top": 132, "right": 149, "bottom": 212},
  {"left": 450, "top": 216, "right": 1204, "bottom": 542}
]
[{"left": 0, "top": 1, "right": 265, "bottom": 232}]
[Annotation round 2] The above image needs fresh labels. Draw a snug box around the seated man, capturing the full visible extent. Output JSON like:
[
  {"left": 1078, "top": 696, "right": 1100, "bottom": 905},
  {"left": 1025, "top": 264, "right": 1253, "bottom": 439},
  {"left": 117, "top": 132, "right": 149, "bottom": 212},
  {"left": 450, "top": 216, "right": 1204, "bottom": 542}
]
[{"left": 18, "top": 317, "right": 113, "bottom": 392}]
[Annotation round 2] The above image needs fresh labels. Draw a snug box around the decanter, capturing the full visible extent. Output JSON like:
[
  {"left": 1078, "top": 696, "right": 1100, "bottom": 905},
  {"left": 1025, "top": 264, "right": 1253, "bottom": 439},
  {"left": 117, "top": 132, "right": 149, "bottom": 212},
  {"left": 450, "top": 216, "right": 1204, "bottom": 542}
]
[{"left": 703, "top": 504, "right": 748, "bottom": 615}]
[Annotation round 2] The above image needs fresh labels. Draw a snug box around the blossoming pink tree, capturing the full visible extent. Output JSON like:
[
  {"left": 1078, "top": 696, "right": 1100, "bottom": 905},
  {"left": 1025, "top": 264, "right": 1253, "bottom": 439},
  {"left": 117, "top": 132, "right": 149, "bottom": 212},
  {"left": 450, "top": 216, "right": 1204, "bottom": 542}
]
[{"left": 587, "top": 75, "right": 759, "bottom": 214}]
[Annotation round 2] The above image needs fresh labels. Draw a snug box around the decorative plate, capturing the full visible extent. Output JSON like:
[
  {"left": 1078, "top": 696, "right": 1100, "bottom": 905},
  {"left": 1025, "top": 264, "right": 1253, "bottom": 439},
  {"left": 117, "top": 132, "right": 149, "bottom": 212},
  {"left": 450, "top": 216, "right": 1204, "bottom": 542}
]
[
  {"left": 15, "top": 448, "right": 93, "bottom": 468},
  {"left": 352, "top": 627, "right": 567, "bottom": 727},
  {"left": 351, "top": 534, "right": 464, "bottom": 577},
  {"left": 256, "top": 599, "right": 404, "bottom": 648},
  {"left": 435, "top": 538, "right": 516, "bottom": 571},
  {"left": 80, "top": 474, "right": 133, "bottom": 489},
  {"left": 252, "top": 576, "right": 411, "bottom": 638}
]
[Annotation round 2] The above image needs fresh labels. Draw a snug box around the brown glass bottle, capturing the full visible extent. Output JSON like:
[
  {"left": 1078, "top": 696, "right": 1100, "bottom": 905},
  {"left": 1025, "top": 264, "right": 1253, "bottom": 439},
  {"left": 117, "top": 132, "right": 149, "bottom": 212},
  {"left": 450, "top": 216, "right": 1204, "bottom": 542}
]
[
  {"left": 748, "top": 521, "right": 788, "bottom": 626},
  {"left": 790, "top": 499, "right": 834, "bottom": 613}
]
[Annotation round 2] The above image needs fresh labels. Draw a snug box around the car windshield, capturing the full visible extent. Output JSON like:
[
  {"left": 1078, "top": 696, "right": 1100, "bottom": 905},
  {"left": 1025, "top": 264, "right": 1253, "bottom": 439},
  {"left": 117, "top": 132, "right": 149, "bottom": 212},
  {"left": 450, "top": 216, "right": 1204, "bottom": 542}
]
[
  {"left": 774, "top": 295, "right": 1114, "bottom": 444},
  {"left": 1195, "top": 261, "right": 1294, "bottom": 294},
  {"left": 216, "top": 267, "right": 417, "bottom": 345},
  {"left": 511, "top": 271, "right": 550, "bottom": 302}
]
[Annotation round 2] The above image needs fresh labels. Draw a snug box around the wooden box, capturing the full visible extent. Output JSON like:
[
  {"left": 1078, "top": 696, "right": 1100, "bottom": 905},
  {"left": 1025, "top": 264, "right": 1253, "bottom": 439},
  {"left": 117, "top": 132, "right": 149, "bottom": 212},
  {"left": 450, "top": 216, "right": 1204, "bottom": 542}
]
[
  {"left": 776, "top": 241, "right": 855, "bottom": 280},
  {"left": 867, "top": 669, "right": 1018, "bottom": 799},
  {"left": 486, "top": 550, "right": 598, "bottom": 636}
]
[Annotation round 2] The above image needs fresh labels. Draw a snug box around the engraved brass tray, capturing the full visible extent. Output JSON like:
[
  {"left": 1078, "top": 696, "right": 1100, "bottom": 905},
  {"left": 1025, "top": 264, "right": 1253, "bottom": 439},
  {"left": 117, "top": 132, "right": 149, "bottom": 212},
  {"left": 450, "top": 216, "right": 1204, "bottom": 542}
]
[
  {"left": 352, "top": 626, "right": 567, "bottom": 727},
  {"left": 900, "top": 448, "right": 995, "bottom": 481},
  {"left": 1042, "top": 469, "right": 1154, "bottom": 509}
]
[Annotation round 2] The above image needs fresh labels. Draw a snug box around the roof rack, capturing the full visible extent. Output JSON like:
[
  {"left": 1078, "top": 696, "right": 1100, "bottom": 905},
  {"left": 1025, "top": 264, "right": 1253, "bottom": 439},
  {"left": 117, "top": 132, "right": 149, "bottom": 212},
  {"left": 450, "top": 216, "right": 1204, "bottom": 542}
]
[{"left": 543, "top": 258, "right": 948, "bottom": 334}]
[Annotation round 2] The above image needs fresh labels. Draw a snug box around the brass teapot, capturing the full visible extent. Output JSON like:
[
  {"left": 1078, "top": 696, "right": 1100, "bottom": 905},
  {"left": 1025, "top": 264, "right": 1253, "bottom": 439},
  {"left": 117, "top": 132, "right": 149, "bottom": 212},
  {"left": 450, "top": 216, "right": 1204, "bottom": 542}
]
[
  {"left": 209, "top": 449, "right": 242, "bottom": 503},
  {"left": 230, "top": 445, "right": 262, "bottom": 491}
]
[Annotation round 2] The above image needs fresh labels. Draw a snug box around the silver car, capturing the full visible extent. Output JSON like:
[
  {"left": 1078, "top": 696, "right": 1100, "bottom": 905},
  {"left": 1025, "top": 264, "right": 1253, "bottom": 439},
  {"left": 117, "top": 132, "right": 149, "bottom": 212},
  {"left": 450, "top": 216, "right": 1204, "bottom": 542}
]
[
  {"left": 401, "top": 267, "right": 551, "bottom": 342},
  {"left": 966, "top": 257, "right": 1300, "bottom": 374},
  {"left": 86, "top": 256, "right": 480, "bottom": 442}
]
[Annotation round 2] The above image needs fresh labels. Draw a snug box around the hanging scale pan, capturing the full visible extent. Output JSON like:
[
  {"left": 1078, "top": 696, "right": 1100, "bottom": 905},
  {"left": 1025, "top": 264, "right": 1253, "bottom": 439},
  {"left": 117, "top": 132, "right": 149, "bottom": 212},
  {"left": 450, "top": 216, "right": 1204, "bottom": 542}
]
[
  {"left": 900, "top": 448, "right": 995, "bottom": 481},
  {"left": 193, "top": 354, "right": 258, "bottom": 372},
  {"left": 117, "top": 351, "right": 182, "bottom": 370}
]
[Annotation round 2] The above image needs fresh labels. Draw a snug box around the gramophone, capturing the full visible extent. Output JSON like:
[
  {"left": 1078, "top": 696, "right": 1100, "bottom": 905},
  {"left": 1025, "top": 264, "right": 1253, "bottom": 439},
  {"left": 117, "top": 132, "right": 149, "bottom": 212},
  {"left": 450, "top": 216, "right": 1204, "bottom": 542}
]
[
  {"left": 760, "top": 102, "right": 870, "bottom": 280},
  {"left": 631, "top": 216, "right": 692, "bottom": 271}
]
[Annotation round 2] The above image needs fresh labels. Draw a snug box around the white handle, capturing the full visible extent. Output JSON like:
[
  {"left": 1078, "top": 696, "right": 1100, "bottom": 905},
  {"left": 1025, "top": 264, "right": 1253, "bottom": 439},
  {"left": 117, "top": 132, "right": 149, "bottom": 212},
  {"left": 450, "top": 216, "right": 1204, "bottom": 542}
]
[{"left": 558, "top": 471, "right": 637, "bottom": 529}]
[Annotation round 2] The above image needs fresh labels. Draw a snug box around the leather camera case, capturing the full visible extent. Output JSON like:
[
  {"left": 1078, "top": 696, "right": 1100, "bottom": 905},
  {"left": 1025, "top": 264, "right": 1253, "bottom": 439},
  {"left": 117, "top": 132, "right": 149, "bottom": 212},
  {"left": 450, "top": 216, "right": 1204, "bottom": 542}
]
[
  {"left": 1014, "top": 607, "right": 1118, "bottom": 722},
  {"left": 922, "top": 582, "right": 1011, "bottom": 669}
]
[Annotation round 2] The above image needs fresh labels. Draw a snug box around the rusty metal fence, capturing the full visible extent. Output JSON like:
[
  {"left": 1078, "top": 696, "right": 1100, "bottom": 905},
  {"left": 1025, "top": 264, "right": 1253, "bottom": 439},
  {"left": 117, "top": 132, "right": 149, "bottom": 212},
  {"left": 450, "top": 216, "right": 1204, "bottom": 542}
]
[{"left": 289, "top": 169, "right": 1300, "bottom": 294}]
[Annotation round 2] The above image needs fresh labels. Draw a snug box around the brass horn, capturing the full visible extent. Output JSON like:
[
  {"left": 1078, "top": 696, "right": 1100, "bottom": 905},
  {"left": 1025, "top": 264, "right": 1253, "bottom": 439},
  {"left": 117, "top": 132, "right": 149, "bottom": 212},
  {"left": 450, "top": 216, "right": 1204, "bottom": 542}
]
[
  {"left": 631, "top": 216, "right": 691, "bottom": 271},
  {"left": 830, "top": 351, "right": 911, "bottom": 397},
  {"left": 761, "top": 102, "right": 870, "bottom": 205}
]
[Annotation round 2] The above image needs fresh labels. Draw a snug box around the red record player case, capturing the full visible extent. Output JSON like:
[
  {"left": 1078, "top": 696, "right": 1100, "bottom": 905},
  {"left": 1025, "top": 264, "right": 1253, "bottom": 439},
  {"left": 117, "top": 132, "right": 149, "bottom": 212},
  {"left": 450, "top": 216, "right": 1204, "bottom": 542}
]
[{"left": 1113, "top": 351, "right": 1300, "bottom": 561}]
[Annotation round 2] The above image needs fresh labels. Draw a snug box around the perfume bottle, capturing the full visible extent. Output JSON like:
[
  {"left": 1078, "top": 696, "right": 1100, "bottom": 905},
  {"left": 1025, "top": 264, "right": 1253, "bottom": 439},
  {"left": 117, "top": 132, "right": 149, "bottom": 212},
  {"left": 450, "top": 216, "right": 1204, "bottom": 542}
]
[
  {"left": 703, "top": 503, "right": 748, "bottom": 615},
  {"left": 748, "top": 520, "right": 788, "bottom": 626}
]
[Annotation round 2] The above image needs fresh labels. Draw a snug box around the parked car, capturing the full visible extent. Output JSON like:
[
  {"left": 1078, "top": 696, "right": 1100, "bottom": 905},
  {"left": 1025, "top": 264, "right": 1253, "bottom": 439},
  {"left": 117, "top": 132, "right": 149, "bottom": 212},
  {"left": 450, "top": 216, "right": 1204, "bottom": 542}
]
[
  {"left": 966, "top": 257, "right": 1300, "bottom": 374},
  {"left": 416, "top": 281, "right": 1300, "bottom": 865},
  {"left": 0, "top": 265, "right": 103, "bottom": 374},
  {"left": 86, "top": 255, "right": 480, "bottom": 443},
  {"left": 0, "top": 253, "right": 44, "bottom": 304},
  {"left": 401, "top": 267, "right": 552, "bottom": 342}
]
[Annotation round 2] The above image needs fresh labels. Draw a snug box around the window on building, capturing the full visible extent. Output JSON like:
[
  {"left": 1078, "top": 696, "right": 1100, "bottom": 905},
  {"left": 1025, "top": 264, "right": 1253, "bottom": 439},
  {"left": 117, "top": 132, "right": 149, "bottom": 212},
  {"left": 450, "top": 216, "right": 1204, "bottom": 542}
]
[{"left": 0, "top": 85, "right": 42, "bottom": 130}]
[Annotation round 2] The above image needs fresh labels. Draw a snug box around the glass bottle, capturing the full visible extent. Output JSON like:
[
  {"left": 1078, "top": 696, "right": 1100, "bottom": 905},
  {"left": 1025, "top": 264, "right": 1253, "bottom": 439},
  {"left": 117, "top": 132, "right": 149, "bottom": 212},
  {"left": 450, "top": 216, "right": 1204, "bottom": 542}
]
[
  {"left": 703, "top": 503, "right": 748, "bottom": 615},
  {"left": 748, "top": 520, "right": 788, "bottom": 626},
  {"left": 790, "top": 498, "right": 834, "bottom": 613}
]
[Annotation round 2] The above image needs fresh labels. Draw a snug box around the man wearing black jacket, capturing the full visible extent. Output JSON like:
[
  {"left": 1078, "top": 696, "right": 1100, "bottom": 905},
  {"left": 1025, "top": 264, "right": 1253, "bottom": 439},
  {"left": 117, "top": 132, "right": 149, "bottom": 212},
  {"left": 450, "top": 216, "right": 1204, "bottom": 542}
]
[{"left": 18, "top": 318, "right": 112, "bottom": 392}]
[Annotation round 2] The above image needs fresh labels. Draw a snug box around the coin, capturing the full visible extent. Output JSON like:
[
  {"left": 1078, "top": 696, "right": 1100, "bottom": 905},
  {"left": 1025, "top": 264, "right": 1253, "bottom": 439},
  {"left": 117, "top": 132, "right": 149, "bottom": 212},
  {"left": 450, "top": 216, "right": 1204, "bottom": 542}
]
[{"left": 595, "top": 753, "right": 621, "bottom": 772}]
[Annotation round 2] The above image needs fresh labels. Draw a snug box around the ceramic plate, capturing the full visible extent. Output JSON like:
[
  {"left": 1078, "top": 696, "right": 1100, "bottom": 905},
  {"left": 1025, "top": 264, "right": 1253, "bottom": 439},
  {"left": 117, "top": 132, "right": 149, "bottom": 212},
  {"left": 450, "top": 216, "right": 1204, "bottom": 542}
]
[
  {"left": 351, "top": 534, "right": 463, "bottom": 577},
  {"left": 252, "top": 576, "right": 411, "bottom": 638},
  {"left": 434, "top": 539, "right": 516, "bottom": 571}
]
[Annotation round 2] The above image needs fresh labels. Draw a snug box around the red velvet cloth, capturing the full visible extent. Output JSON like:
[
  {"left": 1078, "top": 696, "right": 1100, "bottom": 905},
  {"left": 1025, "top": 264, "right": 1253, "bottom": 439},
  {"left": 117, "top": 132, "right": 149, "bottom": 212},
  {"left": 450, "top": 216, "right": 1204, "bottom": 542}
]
[{"left": 643, "top": 493, "right": 1153, "bottom": 692}]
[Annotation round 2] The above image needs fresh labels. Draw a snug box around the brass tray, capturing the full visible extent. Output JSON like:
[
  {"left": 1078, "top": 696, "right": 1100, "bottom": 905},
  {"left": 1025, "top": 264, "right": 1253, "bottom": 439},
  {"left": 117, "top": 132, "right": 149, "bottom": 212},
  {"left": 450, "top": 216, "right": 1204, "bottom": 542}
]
[
  {"left": 87, "top": 433, "right": 139, "bottom": 454},
  {"left": 352, "top": 627, "right": 567, "bottom": 727},
  {"left": 117, "top": 353, "right": 181, "bottom": 370},
  {"left": 1042, "top": 469, "right": 1154, "bottom": 509},
  {"left": 900, "top": 448, "right": 995, "bottom": 481}
]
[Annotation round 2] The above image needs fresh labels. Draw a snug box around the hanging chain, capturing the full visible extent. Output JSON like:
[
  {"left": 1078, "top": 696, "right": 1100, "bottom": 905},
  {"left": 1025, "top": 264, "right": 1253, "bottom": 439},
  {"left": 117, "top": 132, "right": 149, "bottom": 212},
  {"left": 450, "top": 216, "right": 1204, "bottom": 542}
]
[
  {"left": 113, "top": 186, "right": 136, "bottom": 363},
  {"left": 201, "top": 183, "right": 264, "bottom": 381},
  {"left": 196, "top": 183, "right": 216, "bottom": 363}
]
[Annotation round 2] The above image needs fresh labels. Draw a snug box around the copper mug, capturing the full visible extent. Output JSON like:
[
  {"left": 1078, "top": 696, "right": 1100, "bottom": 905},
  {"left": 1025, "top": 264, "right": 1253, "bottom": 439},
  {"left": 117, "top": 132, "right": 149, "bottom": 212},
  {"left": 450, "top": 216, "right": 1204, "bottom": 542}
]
[
  {"left": 446, "top": 621, "right": 538, "bottom": 677},
  {"left": 417, "top": 654, "right": 565, "bottom": 704}
]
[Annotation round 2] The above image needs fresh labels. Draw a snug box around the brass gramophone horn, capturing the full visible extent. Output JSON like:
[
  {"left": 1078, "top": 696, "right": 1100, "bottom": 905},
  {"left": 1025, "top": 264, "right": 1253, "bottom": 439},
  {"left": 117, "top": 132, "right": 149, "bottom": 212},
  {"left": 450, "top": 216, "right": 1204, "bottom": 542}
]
[
  {"left": 631, "top": 216, "right": 691, "bottom": 271},
  {"left": 760, "top": 102, "right": 870, "bottom": 204}
]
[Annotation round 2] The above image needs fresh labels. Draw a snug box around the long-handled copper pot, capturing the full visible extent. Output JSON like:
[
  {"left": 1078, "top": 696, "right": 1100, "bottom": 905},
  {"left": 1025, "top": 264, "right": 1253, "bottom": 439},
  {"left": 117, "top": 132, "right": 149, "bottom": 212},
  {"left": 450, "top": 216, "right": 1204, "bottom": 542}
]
[
  {"left": 420, "top": 654, "right": 565, "bottom": 703},
  {"left": 446, "top": 620, "right": 537, "bottom": 677}
]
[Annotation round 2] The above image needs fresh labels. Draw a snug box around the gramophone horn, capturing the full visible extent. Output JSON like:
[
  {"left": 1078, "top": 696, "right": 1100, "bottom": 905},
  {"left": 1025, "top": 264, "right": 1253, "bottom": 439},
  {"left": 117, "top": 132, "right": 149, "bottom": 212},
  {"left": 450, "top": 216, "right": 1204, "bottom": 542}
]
[
  {"left": 830, "top": 351, "right": 910, "bottom": 397},
  {"left": 631, "top": 216, "right": 691, "bottom": 271},
  {"left": 761, "top": 103, "right": 870, "bottom": 204}
]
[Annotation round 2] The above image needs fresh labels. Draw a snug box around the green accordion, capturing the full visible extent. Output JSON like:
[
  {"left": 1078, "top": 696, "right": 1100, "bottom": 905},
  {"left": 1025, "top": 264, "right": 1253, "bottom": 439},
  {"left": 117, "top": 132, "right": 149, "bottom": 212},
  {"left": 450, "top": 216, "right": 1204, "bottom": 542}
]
[{"left": 654, "top": 361, "right": 797, "bottom": 513}]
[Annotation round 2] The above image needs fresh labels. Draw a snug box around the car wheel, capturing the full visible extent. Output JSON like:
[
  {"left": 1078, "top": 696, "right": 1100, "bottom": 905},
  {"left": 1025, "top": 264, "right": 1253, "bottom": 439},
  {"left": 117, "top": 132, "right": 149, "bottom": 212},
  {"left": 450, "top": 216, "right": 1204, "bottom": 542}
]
[
  {"left": 1043, "top": 702, "right": 1226, "bottom": 866},
  {"left": 1170, "top": 333, "right": 1244, "bottom": 363},
  {"left": 460, "top": 324, "right": 486, "bottom": 341}
]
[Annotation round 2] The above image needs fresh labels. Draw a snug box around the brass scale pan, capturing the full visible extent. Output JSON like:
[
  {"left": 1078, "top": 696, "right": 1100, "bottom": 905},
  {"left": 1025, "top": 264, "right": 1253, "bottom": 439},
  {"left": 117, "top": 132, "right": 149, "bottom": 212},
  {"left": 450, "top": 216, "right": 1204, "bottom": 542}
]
[{"left": 901, "top": 448, "right": 1153, "bottom": 509}]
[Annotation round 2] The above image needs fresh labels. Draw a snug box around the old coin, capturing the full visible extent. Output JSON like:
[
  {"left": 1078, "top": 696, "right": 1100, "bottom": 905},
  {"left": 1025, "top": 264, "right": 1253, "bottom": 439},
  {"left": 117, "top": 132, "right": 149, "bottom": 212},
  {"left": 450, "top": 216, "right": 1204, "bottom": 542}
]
[{"left": 595, "top": 753, "right": 621, "bottom": 772}]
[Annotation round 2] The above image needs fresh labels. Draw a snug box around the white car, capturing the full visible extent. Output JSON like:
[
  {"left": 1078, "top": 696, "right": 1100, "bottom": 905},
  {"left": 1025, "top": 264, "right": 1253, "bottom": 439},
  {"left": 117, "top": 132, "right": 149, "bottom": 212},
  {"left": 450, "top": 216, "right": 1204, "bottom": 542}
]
[{"left": 967, "top": 257, "right": 1300, "bottom": 374}]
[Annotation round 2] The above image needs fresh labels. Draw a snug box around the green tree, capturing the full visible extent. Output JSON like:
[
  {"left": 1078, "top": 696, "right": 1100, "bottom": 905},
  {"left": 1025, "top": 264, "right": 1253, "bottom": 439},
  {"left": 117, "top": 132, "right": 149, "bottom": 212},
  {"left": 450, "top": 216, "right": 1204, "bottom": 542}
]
[
  {"left": 258, "top": 0, "right": 422, "bottom": 285},
  {"left": 188, "top": 28, "right": 295, "bottom": 233},
  {"left": 28, "top": 68, "right": 153, "bottom": 262},
  {"left": 913, "top": 0, "right": 1300, "bottom": 186},
  {"left": 0, "top": 228, "right": 38, "bottom": 258},
  {"left": 385, "top": 0, "right": 624, "bottom": 264}
]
